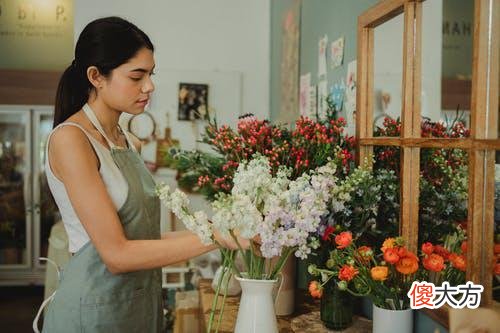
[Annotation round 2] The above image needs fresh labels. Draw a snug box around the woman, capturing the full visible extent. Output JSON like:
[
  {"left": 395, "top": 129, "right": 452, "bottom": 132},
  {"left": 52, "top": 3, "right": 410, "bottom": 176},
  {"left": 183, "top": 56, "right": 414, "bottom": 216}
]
[{"left": 34, "top": 17, "right": 244, "bottom": 332}]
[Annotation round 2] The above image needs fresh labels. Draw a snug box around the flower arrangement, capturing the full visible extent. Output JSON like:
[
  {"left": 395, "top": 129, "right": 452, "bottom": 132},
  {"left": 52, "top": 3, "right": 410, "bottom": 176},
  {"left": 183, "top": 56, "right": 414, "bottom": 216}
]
[
  {"left": 157, "top": 154, "right": 344, "bottom": 277},
  {"left": 157, "top": 154, "right": 348, "bottom": 332},
  {"left": 168, "top": 106, "right": 355, "bottom": 201},
  {"left": 309, "top": 234, "right": 420, "bottom": 310},
  {"left": 419, "top": 225, "right": 467, "bottom": 286},
  {"left": 159, "top": 106, "right": 356, "bottom": 332}
]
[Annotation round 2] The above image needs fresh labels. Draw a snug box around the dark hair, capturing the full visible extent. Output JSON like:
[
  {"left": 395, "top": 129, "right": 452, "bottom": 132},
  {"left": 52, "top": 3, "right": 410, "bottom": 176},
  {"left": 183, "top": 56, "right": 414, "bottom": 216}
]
[{"left": 53, "top": 16, "right": 154, "bottom": 127}]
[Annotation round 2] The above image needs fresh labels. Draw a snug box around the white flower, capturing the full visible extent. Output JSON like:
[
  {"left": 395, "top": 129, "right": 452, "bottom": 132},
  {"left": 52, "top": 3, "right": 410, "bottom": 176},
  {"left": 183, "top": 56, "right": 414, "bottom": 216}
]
[
  {"left": 158, "top": 157, "right": 344, "bottom": 261},
  {"left": 155, "top": 183, "right": 213, "bottom": 245}
]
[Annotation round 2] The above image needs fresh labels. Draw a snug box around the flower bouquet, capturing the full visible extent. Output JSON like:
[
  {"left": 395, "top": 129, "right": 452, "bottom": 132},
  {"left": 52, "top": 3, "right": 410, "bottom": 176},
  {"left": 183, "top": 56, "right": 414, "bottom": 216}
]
[
  {"left": 307, "top": 229, "right": 363, "bottom": 330},
  {"left": 419, "top": 225, "right": 467, "bottom": 286},
  {"left": 157, "top": 154, "right": 343, "bottom": 332},
  {"left": 309, "top": 235, "right": 419, "bottom": 333}
]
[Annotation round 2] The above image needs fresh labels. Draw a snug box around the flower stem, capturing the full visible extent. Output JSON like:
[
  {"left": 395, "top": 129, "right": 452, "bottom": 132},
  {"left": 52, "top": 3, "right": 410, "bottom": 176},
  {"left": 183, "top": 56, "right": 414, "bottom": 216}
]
[
  {"left": 214, "top": 242, "right": 240, "bottom": 277},
  {"left": 269, "top": 248, "right": 294, "bottom": 280},
  {"left": 215, "top": 251, "right": 234, "bottom": 333},
  {"left": 207, "top": 253, "right": 228, "bottom": 333},
  {"left": 229, "top": 230, "right": 251, "bottom": 275}
]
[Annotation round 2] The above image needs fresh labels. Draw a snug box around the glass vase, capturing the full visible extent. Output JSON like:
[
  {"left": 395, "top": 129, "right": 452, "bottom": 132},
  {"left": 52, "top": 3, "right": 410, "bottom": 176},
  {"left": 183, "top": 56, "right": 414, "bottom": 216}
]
[{"left": 320, "top": 282, "right": 353, "bottom": 330}]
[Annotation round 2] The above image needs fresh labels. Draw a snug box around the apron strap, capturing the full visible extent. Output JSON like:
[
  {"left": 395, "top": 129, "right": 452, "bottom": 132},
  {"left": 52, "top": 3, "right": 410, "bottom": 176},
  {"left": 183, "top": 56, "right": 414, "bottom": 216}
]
[
  {"left": 82, "top": 103, "right": 137, "bottom": 152},
  {"left": 120, "top": 126, "right": 138, "bottom": 152},
  {"left": 32, "top": 291, "right": 56, "bottom": 333},
  {"left": 82, "top": 103, "right": 117, "bottom": 149},
  {"left": 32, "top": 257, "right": 61, "bottom": 333}
]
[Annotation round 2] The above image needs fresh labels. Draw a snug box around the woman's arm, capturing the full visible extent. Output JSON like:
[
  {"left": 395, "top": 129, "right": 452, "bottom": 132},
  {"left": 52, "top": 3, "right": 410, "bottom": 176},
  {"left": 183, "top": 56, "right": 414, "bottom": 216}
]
[{"left": 49, "top": 126, "right": 226, "bottom": 274}]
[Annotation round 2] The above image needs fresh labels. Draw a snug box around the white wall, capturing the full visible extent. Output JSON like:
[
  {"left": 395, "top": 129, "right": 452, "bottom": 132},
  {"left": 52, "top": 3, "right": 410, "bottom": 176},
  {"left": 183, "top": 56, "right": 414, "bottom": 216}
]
[{"left": 74, "top": 0, "right": 270, "bottom": 157}]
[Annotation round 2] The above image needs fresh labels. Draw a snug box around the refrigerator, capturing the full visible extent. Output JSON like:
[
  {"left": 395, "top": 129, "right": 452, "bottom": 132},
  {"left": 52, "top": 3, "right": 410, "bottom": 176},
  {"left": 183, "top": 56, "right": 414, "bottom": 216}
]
[{"left": 0, "top": 105, "right": 59, "bottom": 285}]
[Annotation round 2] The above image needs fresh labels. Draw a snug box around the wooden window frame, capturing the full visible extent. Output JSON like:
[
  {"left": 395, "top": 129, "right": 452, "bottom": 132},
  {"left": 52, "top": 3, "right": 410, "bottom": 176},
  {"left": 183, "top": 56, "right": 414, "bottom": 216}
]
[{"left": 356, "top": 0, "right": 499, "bottom": 326}]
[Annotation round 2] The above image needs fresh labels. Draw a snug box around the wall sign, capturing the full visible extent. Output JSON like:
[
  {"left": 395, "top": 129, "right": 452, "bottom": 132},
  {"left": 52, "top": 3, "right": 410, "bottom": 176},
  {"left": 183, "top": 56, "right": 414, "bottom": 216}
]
[{"left": 0, "top": 0, "right": 73, "bottom": 71}]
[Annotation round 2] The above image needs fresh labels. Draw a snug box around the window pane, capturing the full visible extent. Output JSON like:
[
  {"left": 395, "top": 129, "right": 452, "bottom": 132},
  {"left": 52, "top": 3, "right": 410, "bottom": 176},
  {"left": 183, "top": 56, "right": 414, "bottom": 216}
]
[
  {"left": 419, "top": 147, "right": 468, "bottom": 286},
  {"left": 421, "top": 0, "right": 473, "bottom": 127},
  {"left": 373, "top": 14, "right": 404, "bottom": 137},
  {"left": 372, "top": 146, "right": 401, "bottom": 243}
]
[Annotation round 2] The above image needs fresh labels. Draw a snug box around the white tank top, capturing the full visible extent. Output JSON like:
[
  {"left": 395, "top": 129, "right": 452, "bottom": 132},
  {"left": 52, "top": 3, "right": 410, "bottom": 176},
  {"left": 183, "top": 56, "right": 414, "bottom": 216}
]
[{"left": 45, "top": 104, "right": 137, "bottom": 253}]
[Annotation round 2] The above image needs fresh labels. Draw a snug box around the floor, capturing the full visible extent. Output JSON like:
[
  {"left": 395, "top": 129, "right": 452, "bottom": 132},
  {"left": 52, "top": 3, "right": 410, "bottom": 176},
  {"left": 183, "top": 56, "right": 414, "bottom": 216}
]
[
  {"left": 0, "top": 286, "right": 44, "bottom": 333},
  {"left": 0, "top": 286, "right": 177, "bottom": 332}
]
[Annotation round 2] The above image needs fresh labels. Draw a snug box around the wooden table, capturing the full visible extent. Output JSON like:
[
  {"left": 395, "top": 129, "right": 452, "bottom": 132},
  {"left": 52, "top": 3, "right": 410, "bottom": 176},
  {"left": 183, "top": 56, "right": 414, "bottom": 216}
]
[
  {"left": 198, "top": 279, "right": 318, "bottom": 333},
  {"left": 197, "top": 279, "right": 372, "bottom": 333}
]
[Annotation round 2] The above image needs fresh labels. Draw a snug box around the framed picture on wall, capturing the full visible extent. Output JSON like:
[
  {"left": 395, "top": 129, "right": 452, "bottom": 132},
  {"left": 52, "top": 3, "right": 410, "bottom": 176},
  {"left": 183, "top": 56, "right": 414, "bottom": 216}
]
[{"left": 177, "top": 83, "right": 209, "bottom": 121}]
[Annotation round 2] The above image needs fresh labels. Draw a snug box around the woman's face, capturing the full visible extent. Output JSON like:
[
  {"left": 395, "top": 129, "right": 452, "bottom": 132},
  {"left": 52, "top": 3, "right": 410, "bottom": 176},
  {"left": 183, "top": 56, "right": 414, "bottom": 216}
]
[{"left": 101, "top": 47, "right": 155, "bottom": 115}]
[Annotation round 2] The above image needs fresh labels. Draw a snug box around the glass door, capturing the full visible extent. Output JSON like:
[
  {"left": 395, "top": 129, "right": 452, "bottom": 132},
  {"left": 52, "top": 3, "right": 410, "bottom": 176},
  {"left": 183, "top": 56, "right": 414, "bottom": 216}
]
[
  {"left": 0, "top": 109, "right": 32, "bottom": 268},
  {"left": 33, "top": 109, "right": 58, "bottom": 268}
]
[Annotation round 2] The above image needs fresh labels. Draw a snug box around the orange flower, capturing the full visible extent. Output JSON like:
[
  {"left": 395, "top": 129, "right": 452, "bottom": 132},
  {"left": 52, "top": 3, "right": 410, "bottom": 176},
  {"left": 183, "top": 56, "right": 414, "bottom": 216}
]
[
  {"left": 421, "top": 242, "right": 434, "bottom": 255},
  {"left": 397, "top": 246, "right": 408, "bottom": 257},
  {"left": 395, "top": 251, "right": 419, "bottom": 275},
  {"left": 371, "top": 266, "right": 389, "bottom": 281},
  {"left": 357, "top": 246, "right": 373, "bottom": 263},
  {"left": 434, "top": 245, "right": 450, "bottom": 260},
  {"left": 308, "top": 281, "right": 323, "bottom": 299},
  {"left": 335, "top": 231, "right": 353, "bottom": 249},
  {"left": 494, "top": 263, "right": 500, "bottom": 275},
  {"left": 381, "top": 238, "right": 396, "bottom": 252},
  {"left": 461, "top": 241, "right": 467, "bottom": 254},
  {"left": 338, "top": 265, "right": 359, "bottom": 281},
  {"left": 383, "top": 248, "right": 400, "bottom": 264},
  {"left": 450, "top": 254, "right": 466, "bottom": 272},
  {"left": 423, "top": 254, "right": 445, "bottom": 272},
  {"left": 494, "top": 243, "right": 500, "bottom": 255}
]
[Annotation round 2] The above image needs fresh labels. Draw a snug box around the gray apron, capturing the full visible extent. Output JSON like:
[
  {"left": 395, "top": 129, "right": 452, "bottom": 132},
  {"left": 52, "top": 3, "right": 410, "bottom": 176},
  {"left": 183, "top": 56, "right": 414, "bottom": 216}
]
[{"left": 40, "top": 104, "right": 163, "bottom": 332}]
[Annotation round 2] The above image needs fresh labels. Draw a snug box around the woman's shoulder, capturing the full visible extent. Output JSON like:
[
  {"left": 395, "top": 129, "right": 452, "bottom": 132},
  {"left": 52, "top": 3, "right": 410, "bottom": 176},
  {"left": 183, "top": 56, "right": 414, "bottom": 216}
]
[
  {"left": 51, "top": 112, "right": 94, "bottom": 144},
  {"left": 51, "top": 118, "right": 89, "bottom": 145},
  {"left": 49, "top": 115, "right": 99, "bottom": 163}
]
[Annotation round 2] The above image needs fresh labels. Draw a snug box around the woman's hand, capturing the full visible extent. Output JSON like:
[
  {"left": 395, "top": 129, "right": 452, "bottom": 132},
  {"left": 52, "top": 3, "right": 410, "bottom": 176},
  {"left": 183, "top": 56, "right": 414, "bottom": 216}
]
[{"left": 213, "top": 229, "right": 250, "bottom": 251}]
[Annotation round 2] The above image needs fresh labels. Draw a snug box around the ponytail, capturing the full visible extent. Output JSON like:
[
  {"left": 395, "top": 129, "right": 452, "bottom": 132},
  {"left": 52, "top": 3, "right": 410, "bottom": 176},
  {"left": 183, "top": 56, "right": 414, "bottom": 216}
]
[{"left": 53, "top": 61, "right": 90, "bottom": 128}]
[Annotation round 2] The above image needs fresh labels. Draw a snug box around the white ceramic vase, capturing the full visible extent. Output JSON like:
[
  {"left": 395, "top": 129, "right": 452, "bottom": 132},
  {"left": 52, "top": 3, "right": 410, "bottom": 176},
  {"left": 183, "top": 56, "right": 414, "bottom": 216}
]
[
  {"left": 234, "top": 275, "right": 279, "bottom": 333},
  {"left": 373, "top": 304, "right": 413, "bottom": 333}
]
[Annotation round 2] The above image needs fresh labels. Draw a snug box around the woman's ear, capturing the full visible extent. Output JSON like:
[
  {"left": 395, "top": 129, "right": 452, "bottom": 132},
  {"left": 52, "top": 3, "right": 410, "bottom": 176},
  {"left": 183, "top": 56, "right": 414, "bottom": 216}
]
[{"left": 87, "top": 66, "right": 105, "bottom": 89}]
